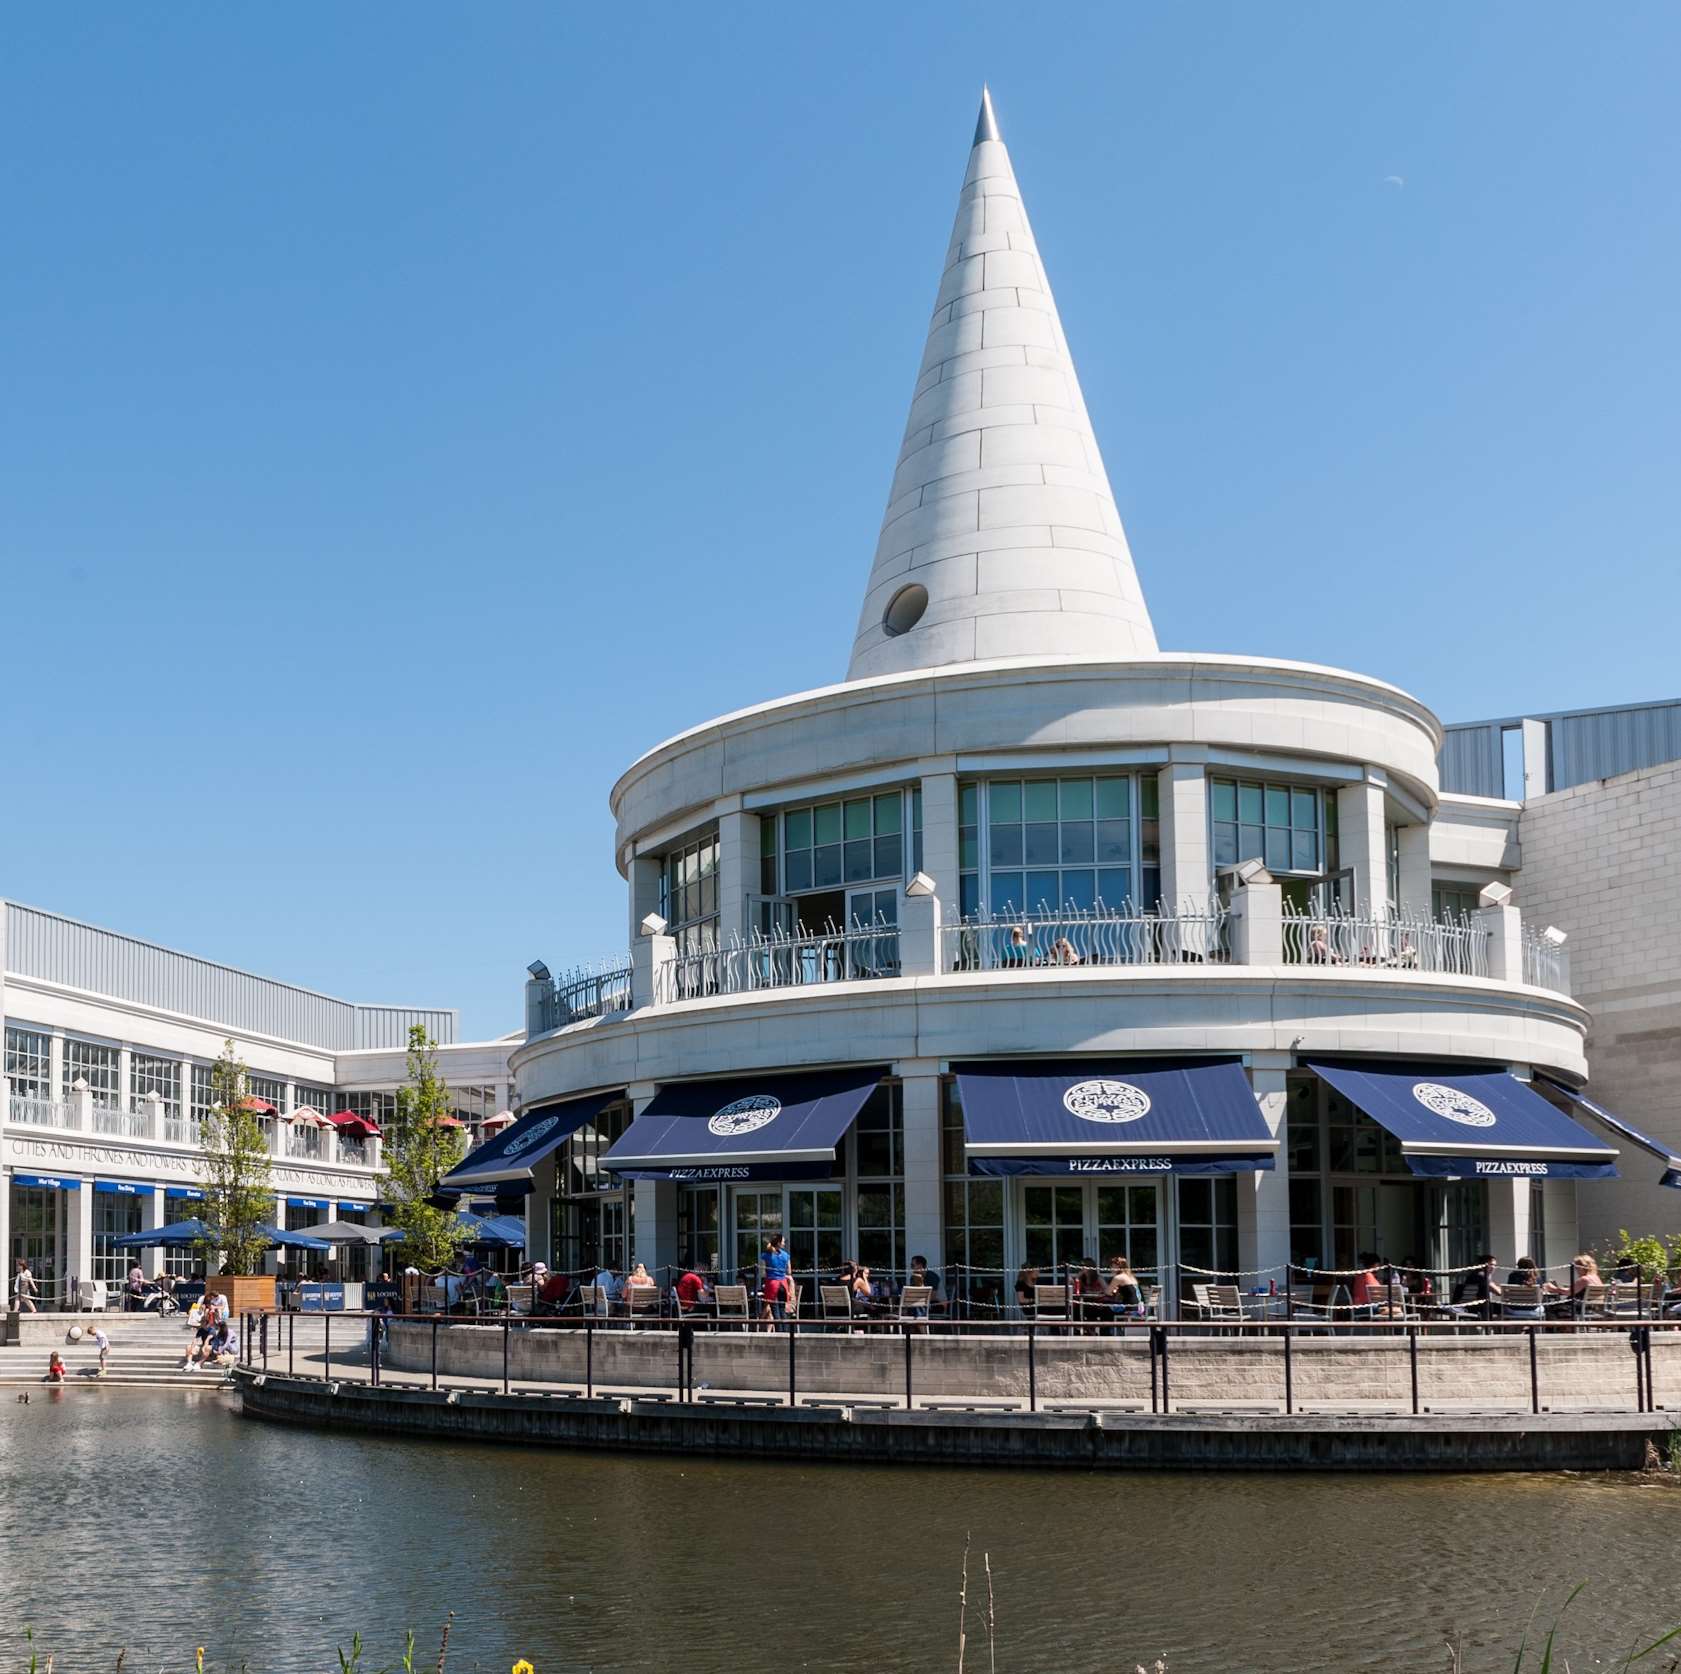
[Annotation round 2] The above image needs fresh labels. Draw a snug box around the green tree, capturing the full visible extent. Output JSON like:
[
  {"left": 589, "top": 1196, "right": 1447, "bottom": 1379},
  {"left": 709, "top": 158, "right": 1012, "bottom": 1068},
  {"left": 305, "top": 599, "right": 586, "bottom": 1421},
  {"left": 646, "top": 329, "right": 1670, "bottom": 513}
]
[
  {"left": 197, "top": 1038, "right": 275, "bottom": 1275},
  {"left": 380, "top": 1025, "right": 470, "bottom": 1271}
]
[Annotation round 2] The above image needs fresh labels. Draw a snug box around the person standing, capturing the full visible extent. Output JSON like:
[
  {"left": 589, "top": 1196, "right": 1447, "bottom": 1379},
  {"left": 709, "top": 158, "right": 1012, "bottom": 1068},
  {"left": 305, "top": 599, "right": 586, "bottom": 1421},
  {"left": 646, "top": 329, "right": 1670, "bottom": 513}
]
[
  {"left": 13, "top": 1257, "right": 38, "bottom": 1314},
  {"left": 91, "top": 1325, "right": 111, "bottom": 1378},
  {"left": 761, "top": 1234, "right": 792, "bottom": 1327}
]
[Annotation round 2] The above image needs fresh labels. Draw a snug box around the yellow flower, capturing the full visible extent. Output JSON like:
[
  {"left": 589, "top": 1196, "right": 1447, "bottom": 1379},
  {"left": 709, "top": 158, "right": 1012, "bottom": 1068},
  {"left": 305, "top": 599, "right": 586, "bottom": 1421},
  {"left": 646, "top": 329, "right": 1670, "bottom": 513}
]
[
  {"left": 196, "top": 1652, "right": 206, "bottom": 1674},
  {"left": 512, "top": 1662, "right": 535, "bottom": 1674}
]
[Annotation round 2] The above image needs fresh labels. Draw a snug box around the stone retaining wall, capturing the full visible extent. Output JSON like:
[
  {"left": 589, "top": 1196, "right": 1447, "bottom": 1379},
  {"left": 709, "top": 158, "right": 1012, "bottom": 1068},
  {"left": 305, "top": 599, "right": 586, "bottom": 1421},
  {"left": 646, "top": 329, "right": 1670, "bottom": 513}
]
[
  {"left": 236, "top": 1371, "right": 1676, "bottom": 1473},
  {"left": 382, "top": 1322, "right": 1676, "bottom": 1410}
]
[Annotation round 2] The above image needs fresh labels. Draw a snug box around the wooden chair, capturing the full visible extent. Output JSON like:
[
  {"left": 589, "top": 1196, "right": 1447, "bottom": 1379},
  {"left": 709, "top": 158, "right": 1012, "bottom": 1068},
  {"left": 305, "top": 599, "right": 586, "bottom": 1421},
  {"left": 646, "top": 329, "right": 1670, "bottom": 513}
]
[
  {"left": 819, "top": 1284, "right": 853, "bottom": 1326},
  {"left": 422, "top": 1283, "right": 446, "bottom": 1314},
  {"left": 1032, "top": 1284, "right": 1070, "bottom": 1327},
  {"left": 785, "top": 1282, "right": 803, "bottom": 1325},
  {"left": 898, "top": 1284, "right": 933, "bottom": 1329},
  {"left": 1605, "top": 1281, "right": 1640, "bottom": 1317},
  {"left": 1578, "top": 1280, "right": 1609, "bottom": 1318},
  {"left": 574, "top": 1283, "right": 598, "bottom": 1317},
  {"left": 505, "top": 1283, "right": 533, "bottom": 1316},
  {"left": 1499, "top": 1283, "right": 1543, "bottom": 1319},
  {"left": 1143, "top": 1285, "right": 1162, "bottom": 1321},
  {"left": 626, "top": 1285, "right": 662, "bottom": 1326},
  {"left": 714, "top": 1284, "right": 750, "bottom": 1329}
]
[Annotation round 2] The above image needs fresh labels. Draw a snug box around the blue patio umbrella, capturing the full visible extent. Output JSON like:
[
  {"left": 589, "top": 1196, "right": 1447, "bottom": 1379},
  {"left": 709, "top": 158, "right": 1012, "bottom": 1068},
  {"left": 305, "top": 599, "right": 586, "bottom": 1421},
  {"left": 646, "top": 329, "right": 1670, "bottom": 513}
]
[
  {"left": 384, "top": 1211, "right": 525, "bottom": 1249},
  {"left": 108, "top": 1219, "right": 330, "bottom": 1252},
  {"left": 110, "top": 1218, "right": 214, "bottom": 1249}
]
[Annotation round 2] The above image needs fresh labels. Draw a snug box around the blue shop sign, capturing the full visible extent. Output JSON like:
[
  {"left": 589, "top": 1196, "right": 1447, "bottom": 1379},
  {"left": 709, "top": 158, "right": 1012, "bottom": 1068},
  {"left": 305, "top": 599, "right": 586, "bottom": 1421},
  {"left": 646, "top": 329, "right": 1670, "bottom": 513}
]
[
  {"left": 94, "top": 1180, "right": 144, "bottom": 1195},
  {"left": 295, "top": 1282, "right": 345, "bottom": 1312}
]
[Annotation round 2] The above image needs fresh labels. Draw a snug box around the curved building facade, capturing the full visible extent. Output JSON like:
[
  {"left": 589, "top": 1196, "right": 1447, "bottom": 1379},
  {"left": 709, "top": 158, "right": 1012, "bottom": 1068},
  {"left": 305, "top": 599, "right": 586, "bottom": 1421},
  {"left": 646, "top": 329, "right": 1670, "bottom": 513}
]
[{"left": 500, "top": 96, "right": 1651, "bottom": 1309}]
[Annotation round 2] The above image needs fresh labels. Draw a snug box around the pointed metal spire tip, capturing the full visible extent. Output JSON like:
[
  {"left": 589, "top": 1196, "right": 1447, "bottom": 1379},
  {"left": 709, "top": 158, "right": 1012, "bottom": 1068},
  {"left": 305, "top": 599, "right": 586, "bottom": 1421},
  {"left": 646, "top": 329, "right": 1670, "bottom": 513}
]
[{"left": 973, "top": 85, "right": 1000, "bottom": 147}]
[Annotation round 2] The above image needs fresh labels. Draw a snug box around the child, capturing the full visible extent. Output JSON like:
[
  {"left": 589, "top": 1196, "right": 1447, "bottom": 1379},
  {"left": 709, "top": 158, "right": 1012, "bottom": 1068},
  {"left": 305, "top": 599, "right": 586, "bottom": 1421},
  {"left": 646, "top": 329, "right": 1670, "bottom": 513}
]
[
  {"left": 44, "top": 1352, "right": 65, "bottom": 1384},
  {"left": 91, "top": 1325, "right": 110, "bottom": 1377}
]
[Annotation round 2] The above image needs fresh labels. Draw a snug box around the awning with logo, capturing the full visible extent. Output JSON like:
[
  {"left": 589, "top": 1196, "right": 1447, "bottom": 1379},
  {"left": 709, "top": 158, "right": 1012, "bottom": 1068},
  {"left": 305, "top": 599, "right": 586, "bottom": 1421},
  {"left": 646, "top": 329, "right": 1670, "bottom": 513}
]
[
  {"left": 604, "top": 1068, "right": 886, "bottom": 1182},
  {"left": 952, "top": 1060, "right": 1277, "bottom": 1177},
  {"left": 1536, "top": 1077, "right": 1681, "bottom": 1189},
  {"left": 439, "top": 1091, "right": 623, "bottom": 1190},
  {"left": 1306, "top": 1061, "right": 1619, "bottom": 1181}
]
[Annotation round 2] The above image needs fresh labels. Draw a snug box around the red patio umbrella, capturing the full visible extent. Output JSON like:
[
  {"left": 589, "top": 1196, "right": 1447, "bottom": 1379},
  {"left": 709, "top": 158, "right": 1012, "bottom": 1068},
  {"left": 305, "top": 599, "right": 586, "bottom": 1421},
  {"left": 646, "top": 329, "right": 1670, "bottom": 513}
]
[{"left": 327, "top": 1109, "right": 382, "bottom": 1139}]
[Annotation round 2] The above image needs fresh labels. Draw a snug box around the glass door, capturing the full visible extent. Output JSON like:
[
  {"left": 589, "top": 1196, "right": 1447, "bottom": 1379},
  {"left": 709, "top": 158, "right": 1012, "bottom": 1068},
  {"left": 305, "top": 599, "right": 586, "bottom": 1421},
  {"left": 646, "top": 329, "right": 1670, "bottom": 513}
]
[
  {"left": 11, "top": 1187, "right": 60, "bottom": 1304},
  {"left": 94, "top": 1191, "right": 143, "bottom": 1285},
  {"left": 845, "top": 887, "right": 900, "bottom": 978},
  {"left": 785, "top": 1187, "right": 844, "bottom": 1296},
  {"left": 732, "top": 1188, "right": 784, "bottom": 1286},
  {"left": 1021, "top": 1184, "right": 1087, "bottom": 1279}
]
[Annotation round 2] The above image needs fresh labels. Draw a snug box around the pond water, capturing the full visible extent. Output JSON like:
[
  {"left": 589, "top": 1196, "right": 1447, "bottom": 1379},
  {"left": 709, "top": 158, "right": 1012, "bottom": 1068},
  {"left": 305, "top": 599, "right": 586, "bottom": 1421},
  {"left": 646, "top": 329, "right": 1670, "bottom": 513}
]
[{"left": 2, "top": 1390, "right": 1677, "bottom": 1672}]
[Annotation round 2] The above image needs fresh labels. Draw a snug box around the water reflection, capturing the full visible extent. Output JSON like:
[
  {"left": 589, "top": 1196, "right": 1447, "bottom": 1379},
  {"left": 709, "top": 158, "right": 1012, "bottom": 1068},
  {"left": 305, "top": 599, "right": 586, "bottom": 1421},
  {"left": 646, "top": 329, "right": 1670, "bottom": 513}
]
[{"left": 0, "top": 1392, "right": 1674, "bottom": 1672}]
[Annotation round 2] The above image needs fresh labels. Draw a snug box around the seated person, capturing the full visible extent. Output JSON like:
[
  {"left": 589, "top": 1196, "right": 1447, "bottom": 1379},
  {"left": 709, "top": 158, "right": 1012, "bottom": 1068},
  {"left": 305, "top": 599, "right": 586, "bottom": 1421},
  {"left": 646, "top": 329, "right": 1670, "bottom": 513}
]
[
  {"left": 1073, "top": 1256, "right": 1109, "bottom": 1321},
  {"left": 125, "top": 1262, "right": 148, "bottom": 1311},
  {"left": 45, "top": 1352, "right": 66, "bottom": 1384},
  {"left": 675, "top": 1265, "right": 713, "bottom": 1316},
  {"left": 1450, "top": 1253, "right": 1501, "bottom": 1315},
  {"left": 1306, "top": 925, "right": 1343, "bottom": 965},
  {"left": 1500, "top": 1255, "right": 1549, "bottom": 1318},
  {"left": 536, "top": 1270, "right": 571, "bottom": 1311},
  {"left": 1398, "top": 1257, "right": 1432, "bottom": 1298},
  {"left": 1014, "top": 1264, "right": 1040, "bottom": 1317},
  {"left": 1003, "top": 926, "right": 1031, "bottom": 968},
  {"left": 1662, "top": 1268, "right": 1681, "bottom": 1320},
  {"left": 905, "top": 1255, "right": 941, "bottom": 1315},
  {"left": 1105, "top": 1255, "right": 1144, "bottom": 1314},
  {"left": 482, "top": 1270, "right": 508, "bottom": 1310},
  {"left": 850, "top": 1264, "right": 875, "bottom": 1310},
  {"left": 1349, "top": 1254, "right": 1406, "bottom": 1317}
]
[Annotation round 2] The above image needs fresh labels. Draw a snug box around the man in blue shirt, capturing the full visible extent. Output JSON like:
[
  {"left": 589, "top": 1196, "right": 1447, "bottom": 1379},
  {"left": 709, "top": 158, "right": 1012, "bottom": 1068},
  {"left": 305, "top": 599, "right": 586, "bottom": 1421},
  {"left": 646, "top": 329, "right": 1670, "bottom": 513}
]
[{"left": 761, "top": 1234, "right": 792, "bottom": 1327}]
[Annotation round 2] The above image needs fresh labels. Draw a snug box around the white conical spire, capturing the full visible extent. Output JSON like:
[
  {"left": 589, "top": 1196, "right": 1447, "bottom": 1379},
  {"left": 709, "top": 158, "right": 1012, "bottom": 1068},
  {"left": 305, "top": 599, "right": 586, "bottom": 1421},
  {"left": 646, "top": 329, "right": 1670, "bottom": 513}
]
[{"left": 847, "top": 89, "right": 1158, "bottom": 680}]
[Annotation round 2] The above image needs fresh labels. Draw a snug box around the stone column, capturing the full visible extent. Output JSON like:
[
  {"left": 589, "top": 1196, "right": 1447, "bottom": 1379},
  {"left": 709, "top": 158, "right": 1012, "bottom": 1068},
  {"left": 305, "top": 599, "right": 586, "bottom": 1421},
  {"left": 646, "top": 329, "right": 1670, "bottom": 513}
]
[
  {"left": 144, "top": 1187, "right": 165, "bottom": 1282},
  {"left": 625, "top": 853, "right": 665, "bottom": 1009},
  {"left": 897, "top": 1063, "right": 943, "bottom": 1277},
  {"left": 73, "top": 1180, "right": 94, "bottom": 1301},
  {"left": 715, "top": 805, "right": 761, "bottom": 945},
  {"left": 1395, "top": 823, "right": 1432, "bottom": 918},
  {"left": 1239, "top": 1056, "right": 1292, "bottom": 1280},
  {"left": 1157, "top": 758, "right": 1210, "bottom": 912},
  {"left": 1474, "top": 903, "right": 1523, "bottom": 984},
  {"left": 49, "top": 1032, "right": 65, "bottom": 1118},
  {"left": 0, "top": 1095, "right": 10, "bottom": 1299},
  {"left": 118, "top": 1045, "right": 132, "bottom": 1123},
  {"left": 919, "top": 768, "right": 960, "bottom": 907},
  {"left": 178, "top": 1057, "right": 194, "bottom": 1145},
  {"left": 627, "top": 1083, "right": 675, "bottom": 1281},
  {"left": 1486, "top": 1178, "right": 1530, "bottom": 1269},
  {"left": 1337, "top": 777, "right": 1390, "bottom": 918},
  {"left": 1227, "top": 881, "right": 1283, "bottom": 966}
]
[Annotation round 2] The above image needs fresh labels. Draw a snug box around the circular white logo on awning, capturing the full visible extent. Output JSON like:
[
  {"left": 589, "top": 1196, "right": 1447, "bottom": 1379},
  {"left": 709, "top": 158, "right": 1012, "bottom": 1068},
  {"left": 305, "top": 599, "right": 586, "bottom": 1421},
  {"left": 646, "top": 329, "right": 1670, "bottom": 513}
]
[
  {"left": 708, "top": 1095, "right": 782, "bottom": 1138},
  {"left": 1063, "top": 1079, "right": 1152, "bottom": 1124},
  {"left": 503, "top": 1114, "right": 559, "bottom": 1158},
  {"left": 1412, "top": 1082, "right": 1496, "bottom": 1128}
]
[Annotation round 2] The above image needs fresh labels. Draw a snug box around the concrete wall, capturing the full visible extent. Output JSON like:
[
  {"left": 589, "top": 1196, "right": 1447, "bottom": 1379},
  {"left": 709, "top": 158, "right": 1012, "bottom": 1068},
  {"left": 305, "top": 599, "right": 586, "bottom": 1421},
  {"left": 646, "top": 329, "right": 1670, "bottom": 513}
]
[
  {"left": 383, "top": 1321, "right": 1668, "bottom": 1413},
  {"left": 1517, "top": 762, "right": 1681, "bottom": 1249}
]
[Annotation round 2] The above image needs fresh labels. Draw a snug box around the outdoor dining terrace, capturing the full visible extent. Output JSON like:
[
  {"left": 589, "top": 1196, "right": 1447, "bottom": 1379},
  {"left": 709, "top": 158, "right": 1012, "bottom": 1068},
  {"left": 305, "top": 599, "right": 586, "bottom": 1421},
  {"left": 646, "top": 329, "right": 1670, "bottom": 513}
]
[{"left": 532, "top": 895, "right": 1570, "bottom": 1036}]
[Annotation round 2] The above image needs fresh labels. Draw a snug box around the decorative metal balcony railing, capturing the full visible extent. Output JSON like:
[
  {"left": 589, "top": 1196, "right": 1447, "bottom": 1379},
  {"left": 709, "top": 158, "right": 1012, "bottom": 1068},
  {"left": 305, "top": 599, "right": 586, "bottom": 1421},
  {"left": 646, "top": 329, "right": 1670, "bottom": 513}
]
[
  {"left": 533, "top": 959, "right": 635, "bottom": 1034},
  {"left": 9, "top": 1095, "right": 73, "bottom": 1129},
  {"left": 941, "top": 902, "right": 1230, "bottom": 973},
  {"left": 1281, "top": 906, "right": 1489, "bottom": 978},
  {"left": 1521, "top": 927, "right": 1570, "bottom": 994},
  {"left": 656, "top": 919, "right": 902, "bottom": 1004},
  {"left": 91, "top": 1102, "right": 153, "bottom": 1140}
]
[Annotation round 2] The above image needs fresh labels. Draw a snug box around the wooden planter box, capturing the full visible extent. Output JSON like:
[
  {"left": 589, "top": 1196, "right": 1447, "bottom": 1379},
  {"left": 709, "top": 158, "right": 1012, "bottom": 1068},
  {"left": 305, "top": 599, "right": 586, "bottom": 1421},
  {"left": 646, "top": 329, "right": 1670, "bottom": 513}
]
[{"left": 222, "top": 1274, "right": 277, "bottom": 1315}]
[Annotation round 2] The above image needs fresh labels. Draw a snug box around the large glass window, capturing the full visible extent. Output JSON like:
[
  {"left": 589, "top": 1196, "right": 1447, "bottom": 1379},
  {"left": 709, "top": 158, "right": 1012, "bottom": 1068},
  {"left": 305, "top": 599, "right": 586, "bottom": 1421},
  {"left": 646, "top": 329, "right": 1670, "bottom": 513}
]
[
  {"left": 554, "top": 1100, "right": 631, "bottom": 1279},
  {"left": 1176, "top": 1176, "right": 1237, "bottom": 1275},
  {"left": 63, "top": 1038, "right": 119, "bottom": 1106},
  {"left": 1210, "top": 777, "right": 1326, "bottom": 875},
  {"left": 5, "top": 1027, "right": 50, "bottom": 1103},
  {"left": 853, "top": 1082, "right": 904, "bottom": 1277},
  {"left": 971, "top": 775, "right": 1145, "bottom": 916},
  {"left": 677, "top": 1186, "right": 722, "bottom": 1273},
  {"left": 780, "top": 792, "right": 904, "bottom": 894},
  {"left": 1433, "top": 882, "right": 1482, "bottom": 918},
  {"left": 163, "top": 1195, "right": 203, "bottom": 1278},
  {"left": 660, "top": 831, "right": 720, "bottom": 960},
  {"left": 131, "top": 1055, "right": 180, "bottom": 1121}
]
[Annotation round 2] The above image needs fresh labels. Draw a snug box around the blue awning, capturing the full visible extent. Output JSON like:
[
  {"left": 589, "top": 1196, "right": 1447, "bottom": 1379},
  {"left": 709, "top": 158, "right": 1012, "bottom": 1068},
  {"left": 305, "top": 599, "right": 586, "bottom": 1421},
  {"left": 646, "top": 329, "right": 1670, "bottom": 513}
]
[
  {"left": 440, "top": 1090, "right": 622, "bottom": 1190},
  {"left": 13, "top": 1172, "right": 80, "bottom": 1190},
  {"left": 94, "top": 1179, "right": 145, "bottom": 1195},
  {"left": 1307, "top": 1061, "right": 1619, "bottom": 1181},
  {"left": 1538, "top": 1077, "right": 1681, "bottom": 1189},
  {"left": 606, "top": 1068, "right": 885, "bottom": 1182},
  {"left": 165, "top": 1185, "right": 205, "bottom": 1201},
  {"left": 952, "top": 1060, "right": 1277, "bottom": 1177}
]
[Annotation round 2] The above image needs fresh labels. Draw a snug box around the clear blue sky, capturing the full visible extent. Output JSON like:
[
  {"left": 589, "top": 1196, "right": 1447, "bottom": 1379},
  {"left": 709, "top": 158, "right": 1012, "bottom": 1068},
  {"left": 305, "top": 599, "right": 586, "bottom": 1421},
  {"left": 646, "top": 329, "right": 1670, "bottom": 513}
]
[{"left": 4, "top": 6, "right": 1677, "bottom": 1037}]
